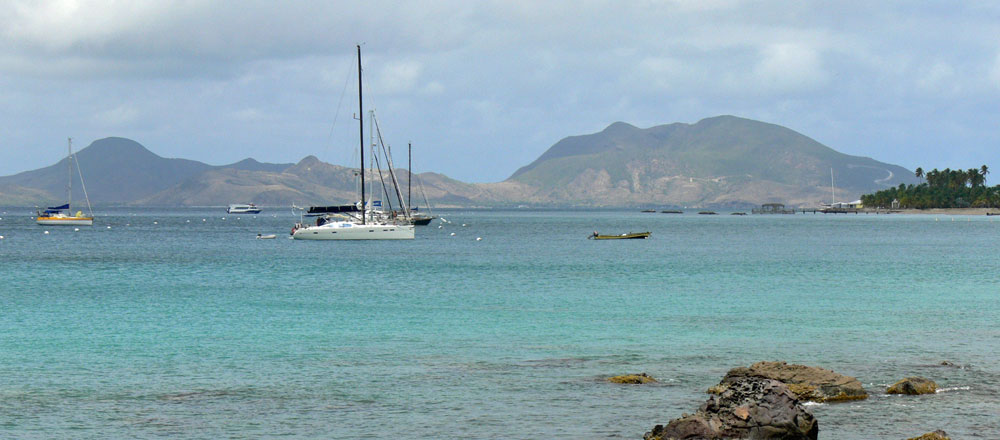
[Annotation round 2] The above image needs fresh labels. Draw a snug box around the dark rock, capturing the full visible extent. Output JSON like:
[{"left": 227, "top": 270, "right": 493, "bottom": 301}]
[
  {"left": 646, "top": 375, "right": 817, "bottom": 439},
  {"left": 906, "top": 430, "right": 950, "bottom": 440},
  {"left": 608, "top": 372, "right": 658, "bottom": 384},
  {"left": 887, "top": 377, "right": 937, "bottom": 395},
  {"left": 709, "top": 361, "right": 867, "bottom": 402}
]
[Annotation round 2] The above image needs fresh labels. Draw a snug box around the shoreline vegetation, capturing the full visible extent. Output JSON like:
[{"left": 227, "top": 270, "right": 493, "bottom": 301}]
[
  {"left": 861, "top": 166, "right": 996, "bottom": 210},
  {"left": 895, "top": 207, "right": 1000, "bottom": 215}
]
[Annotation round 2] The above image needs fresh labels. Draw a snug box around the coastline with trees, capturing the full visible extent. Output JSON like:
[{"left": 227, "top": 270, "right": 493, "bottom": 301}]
[{"left": 861, "top": 166, "right": 999, "bottom": 210}]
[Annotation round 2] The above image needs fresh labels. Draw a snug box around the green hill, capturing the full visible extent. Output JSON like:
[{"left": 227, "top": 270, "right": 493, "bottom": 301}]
[{"left": 506, "top": 115, "right": 918, "bottom": 207}]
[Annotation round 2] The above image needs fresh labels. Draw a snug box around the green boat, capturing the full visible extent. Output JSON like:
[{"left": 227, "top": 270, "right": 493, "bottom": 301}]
[{"left": 589, "top": 231, "right": 651, "bottom": 240}]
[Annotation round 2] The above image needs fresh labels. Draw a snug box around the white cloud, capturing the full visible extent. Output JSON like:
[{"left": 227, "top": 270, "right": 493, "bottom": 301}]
[
  {"left": 373, "top": 60, "right": 423, "bottom": 95},
  {"left": 750, "top": 43, "right": 829, "bottom": 93}
]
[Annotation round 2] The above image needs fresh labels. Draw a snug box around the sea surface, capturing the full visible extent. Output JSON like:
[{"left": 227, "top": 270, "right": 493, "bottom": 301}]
[{"left": 1, "top": 207, "right": 998, "bottom": 439}]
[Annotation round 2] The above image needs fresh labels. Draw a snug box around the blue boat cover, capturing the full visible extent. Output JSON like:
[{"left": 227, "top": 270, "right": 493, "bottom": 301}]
[
  {"left": 307, "top": 204, "right": 360, "bottom": 214},
  {"left": 47, "top": 204, "right": 70, "bottom": 210}
]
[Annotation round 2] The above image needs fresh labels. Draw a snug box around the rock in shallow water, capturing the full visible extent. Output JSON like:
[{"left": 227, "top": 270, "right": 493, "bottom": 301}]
[
  {"left": 887, "top": 377, "right": 938, "bottom": 395},
  {"left": 906, "top": 430, "right": 950, "bottom": 440},
  {"left": 607, "top": 373, "right": 657, "bottom": 384},
  {"left": 646, "top": 375, "right": 817, "bottom": 440},
  {"left": 708, "top": 361, "right": 867, "bottom": 402}
]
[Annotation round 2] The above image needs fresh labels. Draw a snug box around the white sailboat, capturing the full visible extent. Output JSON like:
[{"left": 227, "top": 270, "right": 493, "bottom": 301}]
[
  {"left": 36, "top": 138, "right": 94, "bottom": 226},
  {"left": 291, "top": 45, "right": 414, "bottom": 240}
]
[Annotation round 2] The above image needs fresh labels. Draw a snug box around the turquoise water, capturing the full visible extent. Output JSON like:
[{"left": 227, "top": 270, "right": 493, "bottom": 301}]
[{"left": 1, "top": 208, "right": 998, "bottom": 439}]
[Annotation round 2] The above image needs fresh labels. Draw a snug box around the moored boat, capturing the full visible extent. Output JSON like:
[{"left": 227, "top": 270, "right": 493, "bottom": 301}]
[
  {"left": 37, "top": 204, "right": 93, "bottom": 226},
  {"left": 589, "top": 231, "right": 651, "bottom": 240},
  {"left": 405, "top": 143, "right": 436, "bottom": 226},
  {"left": 228, "top": 203, "right": 262, "bottom": 214},
  {"left": 291, "top": 45, "right": 415, "bottom": 241},
  {"left": 410, "top": 212, "right": 434, "bottom": 225},
  {"left": 36, "top": 138, "right": 94, "bottom": 226}
]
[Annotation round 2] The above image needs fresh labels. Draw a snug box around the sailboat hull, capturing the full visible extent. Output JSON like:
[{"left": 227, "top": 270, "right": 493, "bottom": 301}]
[
  {"left": 410, "top": 216, "right": 434, "bottom": 226},
  {"left": 36, "top": 217, "right": 93, "bottom": 226},
  {"left": 292, "top": 223, "right": 414, "bottom": 240}
]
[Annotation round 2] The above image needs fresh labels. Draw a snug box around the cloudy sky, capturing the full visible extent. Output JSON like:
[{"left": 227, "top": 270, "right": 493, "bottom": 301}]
[{"left": 2, "top": 1, "right": 999, "bottom": 182}]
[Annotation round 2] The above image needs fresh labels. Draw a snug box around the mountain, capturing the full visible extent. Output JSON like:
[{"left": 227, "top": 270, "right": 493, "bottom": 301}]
[
  {"left": 506, "top": 115, "right": 918, "bottom": 207},
  {"left": 137, "top": 156, "right": 358, "bottom": 206},
  {"left": 0, "top": 117, "right": 921, "bottom": 208},
  {"left": 0, "top": 137, "right": 214, "bottom": 204},
  {"left": 222, "top": 158, "right": 294, "bottom": 173}
]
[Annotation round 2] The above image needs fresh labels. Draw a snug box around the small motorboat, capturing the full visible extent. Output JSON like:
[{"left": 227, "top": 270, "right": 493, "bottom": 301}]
[
  {"left": 589, "top": 231, "right": 651, "bottom": 240},
  {"left": 256, "top": 233, "right": 277, "bottom": 239}
]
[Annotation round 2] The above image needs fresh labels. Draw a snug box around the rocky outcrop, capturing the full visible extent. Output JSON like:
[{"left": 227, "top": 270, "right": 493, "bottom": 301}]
[
  {"left": 906, "top": 430, "right": 950, "bottom": 440},
  {"left": 607, "top": 373, "right": 658, "bottom": 384},
  {"left": 645, "top": 375, "right": 817, "bottom": 440},
  {"left": 887, "top": 377, "right": 937, "bottom": 395},
  {"left": 709, "top": 361, "right": 867, "bottom": 402}
]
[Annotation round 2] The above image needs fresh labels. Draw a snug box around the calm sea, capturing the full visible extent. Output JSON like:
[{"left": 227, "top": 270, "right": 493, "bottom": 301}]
[{"left": 1, "top": 207, "right": 997, "bottom": 439}]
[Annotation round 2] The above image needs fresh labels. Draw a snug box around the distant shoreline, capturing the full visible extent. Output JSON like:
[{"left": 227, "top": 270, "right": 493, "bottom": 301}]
[{"left": 890, "top": 208, "right": 1000, "bottom": 215}]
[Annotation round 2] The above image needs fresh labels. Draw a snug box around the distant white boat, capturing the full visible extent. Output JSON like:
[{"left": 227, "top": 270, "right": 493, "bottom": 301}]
[
  {"left": 36, "top": 138, "right": 94, "bottom": 226},
  {"left": 256, "top": 233, "right": 276, "bottom": 239},
  {"left": 227, "top": 203, "right": 262, "bottom": 214}
]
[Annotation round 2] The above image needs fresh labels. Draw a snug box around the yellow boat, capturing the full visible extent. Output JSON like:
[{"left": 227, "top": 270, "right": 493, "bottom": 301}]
[
  {"left": 36, "top": 138, "right": 94, "bottom": 226},
  {"left": 36, "top": 207, "right": 93, "bottom": 226},
  {"left": 589, "top": 231, "right": 651, "bottom": 240}
]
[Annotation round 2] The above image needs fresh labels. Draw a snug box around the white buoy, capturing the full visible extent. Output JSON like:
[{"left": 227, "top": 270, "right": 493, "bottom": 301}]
[
  {"left": 74, "top": 228, "right": 79, "bottom": 232},
  {"left": 186, "top": 220, "right": 190, "bottom": 223},
  {"left": 0, "top": 235, "right": 4, "bottom": 239},
  {"left": 203, "top": 219, "right": 207, "bottom": 222},
  {"left": 476, "top": 237, "right": 482, "bottom": 241},
  {"left": 44, "top": 231, "right": 49, "bottom": 234},
  {"left": 438, "top": 225, "right": 443, "bottom": 229},
  {"left": 462, "top": 224, "right": 467, "bottom": 227},
  {"left": 107, "top": 226, "right": 111, "bottom": 229},
  {"left": 450, "top": 232, "right": 456, "bottom": 236},
  {"left": 153, "top": 221, "right": 158, "bottom": 225}
]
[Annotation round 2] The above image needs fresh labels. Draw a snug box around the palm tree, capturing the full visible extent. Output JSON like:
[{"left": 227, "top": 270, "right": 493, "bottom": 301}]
[
  {"left": 915, "top": 167, "right": 924, "bottom": 180},
  {"left": 969, "top": 168, "right": 984, "bottom": 187}
]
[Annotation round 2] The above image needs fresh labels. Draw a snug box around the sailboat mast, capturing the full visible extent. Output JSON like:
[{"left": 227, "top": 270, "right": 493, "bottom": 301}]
[
  {"left": 830, "top": 168, "right": 835, "bottom": 205},
  {"left": 408, "top": 142, "right": 412, "bottom": 210},
  {"left": 67, "top": 138, "right": 73, "bottom": 210},
  {"left": 358, "top": 44, "right": 365, "bottom": 225}
]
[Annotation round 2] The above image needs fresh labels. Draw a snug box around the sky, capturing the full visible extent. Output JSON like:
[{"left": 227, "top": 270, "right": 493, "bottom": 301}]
[{"left": 2, "top": 1, "right": 1000, "bottom": 183}]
